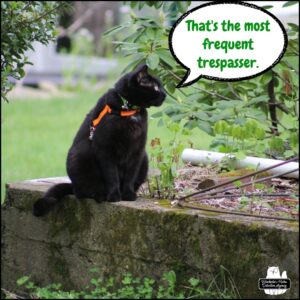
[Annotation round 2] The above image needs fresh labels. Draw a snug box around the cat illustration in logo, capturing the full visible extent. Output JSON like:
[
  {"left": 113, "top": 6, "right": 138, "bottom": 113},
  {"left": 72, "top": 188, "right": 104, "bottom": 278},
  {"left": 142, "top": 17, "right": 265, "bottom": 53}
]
[{"left": 264, "top": 266, "right": 287, "bottom": 295}]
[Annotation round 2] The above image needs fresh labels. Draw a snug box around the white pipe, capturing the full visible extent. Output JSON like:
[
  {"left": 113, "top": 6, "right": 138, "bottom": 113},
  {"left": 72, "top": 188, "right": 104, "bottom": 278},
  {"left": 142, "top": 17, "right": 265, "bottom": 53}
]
[{"left": 182, "top": 149, "right": 299, "bottom": 179}]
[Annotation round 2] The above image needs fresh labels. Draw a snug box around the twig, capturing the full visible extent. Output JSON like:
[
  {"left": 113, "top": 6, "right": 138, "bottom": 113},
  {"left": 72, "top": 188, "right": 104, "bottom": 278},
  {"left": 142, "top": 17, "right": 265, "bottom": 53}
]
[
  {"left": 281, "top": 61, "right": 299, "bottom": 75},
  {"left": 1, "top": 288, "right": 25, "bottom": 299},
  {"left": 178, "top": 202, "right": 298, "bottom": 222},
  {"left": 147, "top": 179, "right": 152, "bottom": 197},
  {"left": 165, "top": 68, "right": 237, "bottom": 101},
  {"left": 155, "top": 176, "right": 161, "bottom": 199},
  {"left": 179, "top": 156, "right": 298, "bottom": 201},
  {"left": 191, "top": 168, "right": 298, "bottom": 202},
  {"left": 24, "top": 3, "right": 67, "bottom": 25},
  {"left": 165, "top": 89, "right": 179, "bottom": 102},
  {"left": 187, "top": 193, "right": 299, "bottom": 200},
  {"left": 268, "top": 72, "right": 279, "bottom": 135},
  {"left": 268, "top": 101, "right": 290, "bottom": 115},
  {"left": 227, "top": 82, "right": 240, "bottom": 99}
]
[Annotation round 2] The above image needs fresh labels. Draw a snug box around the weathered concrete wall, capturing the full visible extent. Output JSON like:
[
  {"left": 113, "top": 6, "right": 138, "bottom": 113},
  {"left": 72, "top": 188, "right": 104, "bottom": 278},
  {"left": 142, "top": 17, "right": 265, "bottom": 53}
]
[{"left": 1, "top": 178, "right": 299, "bottom": 299}]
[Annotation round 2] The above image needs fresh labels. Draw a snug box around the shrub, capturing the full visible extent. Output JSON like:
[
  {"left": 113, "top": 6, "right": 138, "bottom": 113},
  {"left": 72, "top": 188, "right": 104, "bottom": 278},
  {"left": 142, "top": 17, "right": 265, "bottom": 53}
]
[{"left": 1, "top": 1, "right": 69, "bottom": 101}]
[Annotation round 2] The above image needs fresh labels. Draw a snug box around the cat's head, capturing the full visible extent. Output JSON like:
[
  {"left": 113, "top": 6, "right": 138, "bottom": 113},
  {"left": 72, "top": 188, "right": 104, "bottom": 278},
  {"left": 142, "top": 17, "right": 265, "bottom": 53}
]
[
  {"left": 267, "top": 266, "right": 280, "bottom": 277},
  {"left": 115, "top": 64, "right": 166, "bottom": 108}
]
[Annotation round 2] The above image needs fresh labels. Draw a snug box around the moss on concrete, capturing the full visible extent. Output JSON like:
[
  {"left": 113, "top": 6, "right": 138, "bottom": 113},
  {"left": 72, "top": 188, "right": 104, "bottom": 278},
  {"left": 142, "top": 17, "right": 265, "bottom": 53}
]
[
  {"left": 48, "top": 196, "right": 92, "bottom": 238},
  {"left": 2, "top": 177, "right": 299, "bottom": 299},
  {"left": 204, "top": 218, "right": 264, "bottom": 275},
  {"left": 47, "top": 243, "right": 76, "bottom": 290}
]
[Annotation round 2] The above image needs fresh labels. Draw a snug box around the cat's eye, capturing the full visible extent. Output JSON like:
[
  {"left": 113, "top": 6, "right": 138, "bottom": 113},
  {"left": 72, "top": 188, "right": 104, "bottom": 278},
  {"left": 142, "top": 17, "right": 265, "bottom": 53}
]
[
  {"left": 139, "top": 77, "right": 153, "bottom": 88},
  {"left": 140, "top": 78, "right": 150, "bottom": 84},
  {"left": 137, "top": 73, "right": 160, "bottom": 92}
]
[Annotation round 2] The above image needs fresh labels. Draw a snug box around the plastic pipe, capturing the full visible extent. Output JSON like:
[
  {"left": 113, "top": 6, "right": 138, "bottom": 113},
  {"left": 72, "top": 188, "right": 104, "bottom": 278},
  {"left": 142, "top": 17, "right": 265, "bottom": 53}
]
[{"left": 182, "top": 149, "right": 299, "bottom": 179}]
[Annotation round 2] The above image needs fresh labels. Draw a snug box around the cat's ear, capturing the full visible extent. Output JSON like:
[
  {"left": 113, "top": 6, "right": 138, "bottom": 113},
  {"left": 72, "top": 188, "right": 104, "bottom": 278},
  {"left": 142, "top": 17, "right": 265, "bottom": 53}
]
[
  {"left": 135, "top": 64, "right": 148, "bottom": 83},
  {"left": 136, "top": 64, "right": 148, "bottom": 74}
]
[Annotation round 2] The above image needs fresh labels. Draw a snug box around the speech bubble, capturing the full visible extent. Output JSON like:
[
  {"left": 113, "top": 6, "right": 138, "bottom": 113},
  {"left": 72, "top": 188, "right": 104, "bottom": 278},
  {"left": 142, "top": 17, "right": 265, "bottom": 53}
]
[{"left": 169, "top": 2, "right": 288, "bottom": 87}]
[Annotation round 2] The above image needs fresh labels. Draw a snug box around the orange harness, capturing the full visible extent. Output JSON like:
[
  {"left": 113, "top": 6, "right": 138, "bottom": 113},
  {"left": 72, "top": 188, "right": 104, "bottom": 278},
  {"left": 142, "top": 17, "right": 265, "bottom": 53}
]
[{"left": 89, "top": 104, "right": 140, "bottom": 140}]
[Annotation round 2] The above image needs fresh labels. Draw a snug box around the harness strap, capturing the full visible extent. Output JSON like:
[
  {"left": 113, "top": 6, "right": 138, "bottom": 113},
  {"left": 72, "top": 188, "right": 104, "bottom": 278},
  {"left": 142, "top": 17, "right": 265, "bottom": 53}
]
[
  {"left": 120, "top": 110, "right": 138, "bottom": 117},
  {"left": 89, "top": 104, "right": 140, "bottom": 140},
  {"left": 92, "top": 105, "right": 112, "bottom": 127}
]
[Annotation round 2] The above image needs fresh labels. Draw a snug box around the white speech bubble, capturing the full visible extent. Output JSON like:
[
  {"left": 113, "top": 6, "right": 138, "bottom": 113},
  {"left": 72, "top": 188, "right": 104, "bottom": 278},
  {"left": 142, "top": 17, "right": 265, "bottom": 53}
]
[{"left": 169, "top": 2, "right": 287, "bottom": 87}]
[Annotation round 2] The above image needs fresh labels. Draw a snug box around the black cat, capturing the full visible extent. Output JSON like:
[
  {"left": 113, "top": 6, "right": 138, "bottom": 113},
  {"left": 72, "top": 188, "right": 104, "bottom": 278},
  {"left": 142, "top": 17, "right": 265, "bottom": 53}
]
[{"left": 33, "top": 64, "right": 166, "bottom": 216}]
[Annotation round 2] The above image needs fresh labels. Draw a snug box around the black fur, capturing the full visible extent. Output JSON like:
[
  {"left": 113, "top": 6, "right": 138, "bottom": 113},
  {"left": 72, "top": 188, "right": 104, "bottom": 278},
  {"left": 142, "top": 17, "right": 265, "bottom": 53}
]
[{"left": 33, "top": 64, "right": 166, "bottom": 216}]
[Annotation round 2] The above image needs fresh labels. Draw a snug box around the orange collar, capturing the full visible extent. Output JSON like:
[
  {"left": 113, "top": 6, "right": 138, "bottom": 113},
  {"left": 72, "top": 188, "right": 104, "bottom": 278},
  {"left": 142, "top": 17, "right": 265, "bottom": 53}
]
[
  {"left": 92, "top": 104, "right": 139, "bottom": 127},
  {"left": 89, "top": 104, "right": 140, "bottom": 140}
]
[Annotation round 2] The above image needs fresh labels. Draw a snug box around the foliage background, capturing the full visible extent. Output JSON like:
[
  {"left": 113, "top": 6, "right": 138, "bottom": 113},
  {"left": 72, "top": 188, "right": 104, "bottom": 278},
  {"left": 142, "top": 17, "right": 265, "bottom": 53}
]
[
  {"left": 105, "top": 1, "right": 299, "bottom": 160},
  {"left": 1, "top": 1, "right": 69, "bottom": 101}
]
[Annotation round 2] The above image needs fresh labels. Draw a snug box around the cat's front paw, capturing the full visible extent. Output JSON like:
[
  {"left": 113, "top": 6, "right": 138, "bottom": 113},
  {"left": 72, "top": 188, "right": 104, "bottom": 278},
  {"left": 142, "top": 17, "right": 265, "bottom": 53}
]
[
  {"left": 122, "top": 190, "right": 137, "bottom": 201},
  {"left": 107, "top": 191, "right": 121, "bottom": 202}
]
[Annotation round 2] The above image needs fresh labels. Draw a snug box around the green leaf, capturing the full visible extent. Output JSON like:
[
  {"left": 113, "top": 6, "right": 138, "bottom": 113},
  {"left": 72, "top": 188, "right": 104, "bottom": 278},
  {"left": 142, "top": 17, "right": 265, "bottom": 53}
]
[
  {"left": 240, "top": 196, "right": 250, "bottom": 204},
  {"left": 234, "top": 151, "right": 247, "bottom": 160},
  {"left": 216, "top": 100, "right": 243, "bottom": 109},
  {"left": 122, "top": 57, "right": 144, "bottom": 74},
  {"left": 145, "top": 28, "right": 156, "bottom": 40},
  {"left": 166, "top": 82, "right": 176, "bottom": 94},
  {"left": 103, "top": 25, "right": 126, "bottom": 37},
  {"left": 287, "top": 23, "right": 299, "bottom": 31},
  {"left": 122, "top": 274, "right": 132, "bottom": 285},
  {"left": 283, "top": 1, "right": 298, "bottom": 7},
  {"left": 289, "top": 132, "right": 299, "bottom": 148},
  {"left": 259, "top": 71, "right": 273, "bottom": 85},
  {"left": 261, "top": 5, "right": 273, "bottom": 9},
  {"left": 184, "top": 120, "right": 197, "bottom": 130},
  {"left": 146, "top": 53, "right": 160, "bottom": 69},
  {"left": 156, "top": 49, "right": 175, "bottom": 67},
  {"left": 195, "top": 111, "right": 209, "bottom": 121},
  {"left": 198, "top": 122, "right": 213, "bottom": 135},
  {"left": 18, "top": 69, "right": 25, "bottom": 77},
  {"left": 163, "top": 270, "right": 176, "bottom": 285},
  {"left": 255, "top": 128, "right": 266, "bottom": 140},
  {"left": 130, "top": 2, "right": 138, "bottom": 9},
  {"left": 170, "top": 113, "right": 186, "bottom": 122},
  {"left": 151, "top": 111, "right": 163, "bottom": 118},
  {"left": 89, "top": 267, "right": 100, "bottom": 273},
  {"left": 247, "top": 95, "right": 269, "bottom": 105},
  {"left": 238, "top": 82, "right": 258, "bottom": 90},
  {"left": 217, "top": 120, "right": 230, "bottom": 134},
  {"left": 268, "top": 137, "right": 285, "bottom": 153},
  {"left": 157, "top": 118, "right": 164, "bottom": 127},
  {"left": 284, "top": 150, "right": 295, "bottom": 157},
  {"left": 209, "top": 109, "right": 234, "bottom": 122},
  {"left": 231, "top": 125, "right": 243, "bottom": 139},
  {"left": 17, "top": 276, "right": 30, "bottom": 286},
  {"left": 188, "top": 278, "right": 200, "bottom": 287},
  {"left": 254, "top": 183, "right": 265, "bottom": 190}
]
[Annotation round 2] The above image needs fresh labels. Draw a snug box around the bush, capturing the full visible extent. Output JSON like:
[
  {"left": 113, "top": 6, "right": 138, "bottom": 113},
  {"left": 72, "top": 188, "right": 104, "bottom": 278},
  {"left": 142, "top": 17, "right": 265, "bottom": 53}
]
[
  {"left": 105, "top": 1, "right": 299, "bottom": 159},
  {"left": 1, "top": 1, "right": 69, "bottom": 101}
]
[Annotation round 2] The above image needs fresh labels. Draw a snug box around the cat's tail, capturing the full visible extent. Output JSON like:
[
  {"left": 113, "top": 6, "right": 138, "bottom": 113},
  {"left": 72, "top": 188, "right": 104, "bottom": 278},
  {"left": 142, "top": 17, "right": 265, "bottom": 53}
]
[{"left": 33, "top": 183, "right": 73, "bottom": 217}]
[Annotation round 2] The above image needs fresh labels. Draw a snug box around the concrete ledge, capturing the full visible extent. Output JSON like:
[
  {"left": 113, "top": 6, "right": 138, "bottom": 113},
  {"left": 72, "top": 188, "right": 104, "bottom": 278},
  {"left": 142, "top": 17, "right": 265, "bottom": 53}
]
[{"left": 1, "top": 177, "right": 299, "bottom": 298}]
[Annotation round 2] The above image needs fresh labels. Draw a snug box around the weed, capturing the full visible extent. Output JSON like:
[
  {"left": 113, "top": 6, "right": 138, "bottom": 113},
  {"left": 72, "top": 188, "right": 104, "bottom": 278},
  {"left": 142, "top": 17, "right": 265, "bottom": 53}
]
[{"left": 10, "top": 268, "right": 239, "bottom": 299}]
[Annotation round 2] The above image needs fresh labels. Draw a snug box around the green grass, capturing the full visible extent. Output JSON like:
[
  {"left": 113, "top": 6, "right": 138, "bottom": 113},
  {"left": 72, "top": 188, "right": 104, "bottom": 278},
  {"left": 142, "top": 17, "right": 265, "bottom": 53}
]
[{"left": 1, "top": 89, "right": 212, "bottom": 202}]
